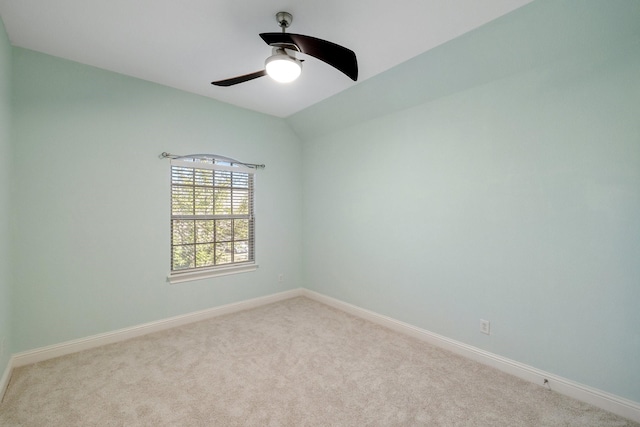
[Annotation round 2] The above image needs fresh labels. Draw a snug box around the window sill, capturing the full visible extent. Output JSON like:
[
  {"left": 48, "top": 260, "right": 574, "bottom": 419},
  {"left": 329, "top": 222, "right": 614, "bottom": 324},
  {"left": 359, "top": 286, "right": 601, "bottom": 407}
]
[{"left": 168, "top": 263, "right": 258, "bottom": 284}]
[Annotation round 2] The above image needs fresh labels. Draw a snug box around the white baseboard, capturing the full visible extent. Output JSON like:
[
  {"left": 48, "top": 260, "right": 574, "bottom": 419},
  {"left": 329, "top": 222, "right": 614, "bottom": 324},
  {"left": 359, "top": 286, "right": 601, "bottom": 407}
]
[
  {"left": 301, "top": 289, "right": 640, "bottom": 424},
  {"left": 0, "top": 356, "right": 13, "bottom": 403},
  {"left": 3, "top": 287, "right": 638, "bottom": 423},
  {"left": 11, "top": 288, "right": 303, "bottom": 368}
]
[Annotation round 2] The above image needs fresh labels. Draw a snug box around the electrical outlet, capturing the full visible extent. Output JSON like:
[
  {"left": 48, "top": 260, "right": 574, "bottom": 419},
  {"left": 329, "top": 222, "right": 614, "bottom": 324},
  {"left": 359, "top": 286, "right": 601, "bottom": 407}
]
[
  {"left": 480, "top": 319, "right": 490, "bottom": 335},
  {"left": 278, "top": 273, "right": 284, "bottom": 283}
]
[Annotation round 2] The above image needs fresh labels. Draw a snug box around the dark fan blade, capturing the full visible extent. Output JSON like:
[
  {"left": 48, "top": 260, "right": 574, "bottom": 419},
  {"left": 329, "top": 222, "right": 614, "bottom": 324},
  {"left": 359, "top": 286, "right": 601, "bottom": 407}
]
[
  {"left": 211, "top": 70, "right": 267, "bottom": 87},
  {"left": 259, "top": 33, "right": 358, "bottom": 81}
]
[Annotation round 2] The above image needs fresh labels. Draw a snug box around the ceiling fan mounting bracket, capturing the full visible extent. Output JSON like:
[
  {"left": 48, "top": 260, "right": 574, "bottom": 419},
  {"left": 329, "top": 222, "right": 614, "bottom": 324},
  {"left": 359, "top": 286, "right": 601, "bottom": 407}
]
[{"left": 275, "top": 12, "right": 293, "bottom": 30}]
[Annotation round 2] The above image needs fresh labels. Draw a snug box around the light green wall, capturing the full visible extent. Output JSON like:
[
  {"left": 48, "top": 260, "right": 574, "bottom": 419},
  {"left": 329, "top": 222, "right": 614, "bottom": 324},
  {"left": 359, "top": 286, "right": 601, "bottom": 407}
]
[
  {"left": 0, "top": 16, "right": 12, "bottom": 373},
  {"left": 10, "top": 48, "right": 302, "bottom": 352},
  {"left": 298, "top": 1, "right": 640, "bottom": 402},
  {"left": 287, "top": 0, "right": 640, "bottom": 141},
  {"left": 4, "top": 0, "right": 639, "bottom": 408}
]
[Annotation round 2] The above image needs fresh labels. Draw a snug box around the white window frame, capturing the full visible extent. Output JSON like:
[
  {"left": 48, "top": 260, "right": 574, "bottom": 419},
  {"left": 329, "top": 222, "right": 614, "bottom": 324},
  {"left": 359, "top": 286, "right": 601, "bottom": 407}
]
[{"left": 167, "top": 157, "right": 257, "bottom": 284}]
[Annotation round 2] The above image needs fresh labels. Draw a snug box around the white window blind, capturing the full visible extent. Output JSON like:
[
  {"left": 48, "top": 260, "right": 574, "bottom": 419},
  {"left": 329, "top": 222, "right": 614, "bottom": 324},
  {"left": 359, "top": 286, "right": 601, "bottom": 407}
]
[{"left": 170, "top": 157, "right": 255, "bottom": 278}]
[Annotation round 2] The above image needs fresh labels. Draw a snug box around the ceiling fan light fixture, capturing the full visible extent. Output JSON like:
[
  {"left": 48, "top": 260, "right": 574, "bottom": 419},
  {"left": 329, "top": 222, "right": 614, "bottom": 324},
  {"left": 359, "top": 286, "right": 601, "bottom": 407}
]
[{"left": 265, "top": 49, "right": 302, "bottom": 83}]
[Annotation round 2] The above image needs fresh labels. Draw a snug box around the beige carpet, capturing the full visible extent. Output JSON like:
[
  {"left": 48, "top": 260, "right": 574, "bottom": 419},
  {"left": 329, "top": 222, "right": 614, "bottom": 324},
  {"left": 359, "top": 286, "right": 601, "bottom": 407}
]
[{"left": 1, "top": 296, "right": 637, "bottom": 426}]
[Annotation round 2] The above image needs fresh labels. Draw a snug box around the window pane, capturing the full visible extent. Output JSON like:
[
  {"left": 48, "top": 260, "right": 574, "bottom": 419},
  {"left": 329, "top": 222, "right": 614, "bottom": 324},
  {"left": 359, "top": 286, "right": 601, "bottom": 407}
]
[
  {"left": 194, "top": 169, "right": 213, "bottom": 186},
  {"left": 172, "top": 186, "right": 193, "bottom": 215},
  {"left": 171, "top": 167, "right": 193, "bottom": 185},
  {"left": 196, "top": 220, "right": 214, "bottom": 243},
  {"left": 232, "top": 172, "right": 249, "bottom": 188},
  {"left": 172, "top": 245, "right": 195, "bottom": 270},
  {"left": 194, "top": 187, "right": 214, "bottom": 215},
  {"left": 216, "top": 220, "right": 233, "bottom": 242},
  {"left": 215, "top": 170, "right": 232, "bottom": 187},
  {"left": 196, "top": 243, "right": 215, "bottom": 267},
  {"left": 234, "top": 219, "right": 249, "bottom": 240},
  {"left": 232, "top": 190, "right": 249, "bottom": 215},
  {"left": 215, "top": 242, "right": 232, "bottom": 264},
  {"left": 172, "top": 220, "right": 194, "bottom": 245},
  {"left": 234, "top": 241, "right": 249, "bottom": 262},
  {"left": 214, "top": 188, "right": 231, "bottom": 215}
]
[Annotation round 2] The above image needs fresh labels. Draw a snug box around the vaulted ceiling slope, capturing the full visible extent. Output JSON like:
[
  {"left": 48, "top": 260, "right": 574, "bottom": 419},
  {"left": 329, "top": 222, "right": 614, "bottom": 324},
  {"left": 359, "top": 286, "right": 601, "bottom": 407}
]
[
  {"left": 0, "top": 0, "right": 531, "bottom": 118},
  {"left": 286, "top": 0, "right": 640, "bottom": 140}
]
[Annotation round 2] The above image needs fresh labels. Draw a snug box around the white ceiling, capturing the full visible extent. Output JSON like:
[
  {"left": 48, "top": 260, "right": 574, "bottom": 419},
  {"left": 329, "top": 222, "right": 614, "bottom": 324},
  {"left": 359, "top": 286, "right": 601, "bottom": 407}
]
[{"left": 0, "top": 0, "right": 532, "bottom": 118}]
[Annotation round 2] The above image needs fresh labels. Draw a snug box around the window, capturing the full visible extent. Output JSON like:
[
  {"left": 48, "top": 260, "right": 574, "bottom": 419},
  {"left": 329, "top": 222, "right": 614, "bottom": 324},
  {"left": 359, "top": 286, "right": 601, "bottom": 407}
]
[{"left": 168, "top": 156, "right": 256, "bottom": 283}]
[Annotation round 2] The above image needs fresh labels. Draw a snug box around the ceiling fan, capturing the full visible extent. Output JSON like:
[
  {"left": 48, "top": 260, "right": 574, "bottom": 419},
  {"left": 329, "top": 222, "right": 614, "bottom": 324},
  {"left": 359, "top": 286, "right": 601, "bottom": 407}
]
[{"left": 211, "top": 12, "right": 358, "bottom": 87}]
